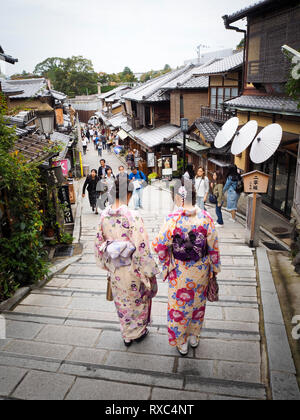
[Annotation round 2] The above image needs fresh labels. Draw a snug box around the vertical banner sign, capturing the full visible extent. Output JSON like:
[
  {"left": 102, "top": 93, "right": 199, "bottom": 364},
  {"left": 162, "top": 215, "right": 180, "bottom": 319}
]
[
  {"left": 52, "top": 160, "right": 68, "bottom": 177},
  {"left": 58, "top": 185, "right": 74, "bottom": 224},
  {"left": 172, "top": 154, "right": 178, "bottom": 171},
  {"left": 0, "top": 315, "right": 6, "bottom": 339},
  {"left": 147, "top": 152, "right": 155, "bottom": 168}
]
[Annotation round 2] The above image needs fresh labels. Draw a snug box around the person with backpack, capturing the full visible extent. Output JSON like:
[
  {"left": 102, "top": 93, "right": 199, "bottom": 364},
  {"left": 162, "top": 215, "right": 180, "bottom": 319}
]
[
  {"left": 152, "top": 178, "right": 221, "bottom": 356},
  {"left": 223, "top": 164, "right": 243, "bottom": 223},
  {"left": 128, "top": 167, "right": 147, "bottom": 210}
]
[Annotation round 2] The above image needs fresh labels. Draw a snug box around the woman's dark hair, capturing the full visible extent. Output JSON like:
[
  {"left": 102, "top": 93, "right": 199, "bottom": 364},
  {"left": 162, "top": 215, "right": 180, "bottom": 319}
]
[
  {"left": 213, "top": 170, "right": 223, "bottom": 183},
  {"left": 185, "top": 163, "right": 195, "bottom": 179},
  {"left": 227, "top": 164, "right": 238, "bottom": 178},
  {"left": 173, "top": 177, "right": 196, "bottom": 206},
  {"left": 91, "top": 169, "right": 97, "bottom": 175},
  {"left": 112, "top": 174, "right": 134, "bottom": 202}
]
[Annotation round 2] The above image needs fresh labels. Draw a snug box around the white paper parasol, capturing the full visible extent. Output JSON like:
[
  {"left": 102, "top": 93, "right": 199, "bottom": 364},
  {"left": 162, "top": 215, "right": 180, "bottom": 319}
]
[
  {"left": 231, "top": 120, "right": 258, "bottom": 155},
  {"left": 250, "top": 124, "right": 283, "bottom": 164},
  {"left": 214, "top": 117, "right": 239, "bottom": 149}
]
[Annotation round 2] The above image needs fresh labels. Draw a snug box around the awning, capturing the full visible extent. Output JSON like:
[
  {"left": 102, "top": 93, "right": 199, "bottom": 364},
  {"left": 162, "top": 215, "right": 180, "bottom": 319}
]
[
  {"left": 176, "top": 137, "right": 210, "bottom": 155},
  {"left": 118, "top": 129, "right": 129, "bottom": 140},
  {"left": 208, "top": 158, "right": 231, "bottom": 168}
]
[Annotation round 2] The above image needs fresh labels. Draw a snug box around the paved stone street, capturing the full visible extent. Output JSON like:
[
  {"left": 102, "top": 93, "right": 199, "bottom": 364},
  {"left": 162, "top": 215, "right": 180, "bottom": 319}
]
[{"left": 0, "top": 144, "right": 298, "bottom": 400}]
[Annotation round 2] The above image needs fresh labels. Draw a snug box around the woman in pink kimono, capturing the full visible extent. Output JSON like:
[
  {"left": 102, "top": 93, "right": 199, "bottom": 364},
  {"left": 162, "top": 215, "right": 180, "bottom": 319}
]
[
  {"left": 152, "top": 180, "right": 221, "bottom": 356},
  {"left": 95, "top": 175, "right": 160, "bottom": 346}
]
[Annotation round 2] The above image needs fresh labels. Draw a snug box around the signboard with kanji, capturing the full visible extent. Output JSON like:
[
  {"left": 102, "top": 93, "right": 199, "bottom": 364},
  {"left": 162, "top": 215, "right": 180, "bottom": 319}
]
[
  {"left": 241, "top": 170, "right": 269, "bottom": 194},
  {"left": 53, "top": 160, "right": 68, "bottom": 177}
]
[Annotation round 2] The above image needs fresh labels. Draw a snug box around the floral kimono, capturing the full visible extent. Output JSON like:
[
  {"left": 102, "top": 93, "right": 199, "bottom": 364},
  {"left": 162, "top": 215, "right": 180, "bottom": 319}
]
[
  {"left": 95, "top": 205, "right": 160, "bottom": 340},
  {"left": 152, "top": 207, "right": 221, "bottom": 347}
]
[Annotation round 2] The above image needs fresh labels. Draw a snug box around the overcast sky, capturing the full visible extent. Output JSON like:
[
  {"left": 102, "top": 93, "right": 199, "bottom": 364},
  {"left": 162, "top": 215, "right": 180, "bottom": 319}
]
[{"left": 1, "top": 0, "right": 252, "bottom": 76}]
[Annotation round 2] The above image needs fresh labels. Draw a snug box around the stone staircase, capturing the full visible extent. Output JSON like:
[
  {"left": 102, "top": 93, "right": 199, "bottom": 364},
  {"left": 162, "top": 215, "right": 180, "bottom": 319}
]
[{"left": 0, "top": 197, "right": 268, "bottom": 400}]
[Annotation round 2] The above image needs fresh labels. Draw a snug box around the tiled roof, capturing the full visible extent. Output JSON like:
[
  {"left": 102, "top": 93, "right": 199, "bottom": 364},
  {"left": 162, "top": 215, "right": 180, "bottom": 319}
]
[
  {"left": 50, "top": 131, "right": 73, "bottom": 160},
  {"left": 122, "top": 67, "right": 191, "bottom": 102},
  {"left": 223, "top": 0, "right": 275, "bottom": 24},
  {"left": 161, "top": 65, "right": 209, "bottom": 90},
  {"left": 99, "top": 85, "right": 130, "bottom": 100},
  {"left": 193, "top": 52, "right": 244, "bottom": 75},
  {"left": 195, "top": 119, "right": 220, "bottom": 143},
  {"left": 144, "top": 89, "right": 170, "bottom": 102},
  {"left": 107, "top": 112, "right": 127, "bottom": 128},
  {"left": 14, "top": 134, "right": 54, "bottom": 163},
  {"left": 50, "top": 89, "right": 67, "bottom": 101},
  {"left": 122, "top": 124, "right": 181, "bottom": 148},
  {"left": 105, "top": 87, "right": 131, "bottom": 103},
  {"left": 2, "top": 78, "right": 51, "bottom": 99},
  {"left": 224, "top": 95, "right": 300, "bottom": 115}
]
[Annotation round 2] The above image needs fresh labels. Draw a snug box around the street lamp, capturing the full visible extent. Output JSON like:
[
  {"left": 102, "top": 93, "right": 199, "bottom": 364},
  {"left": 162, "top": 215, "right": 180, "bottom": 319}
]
[{"left": 181, "top": 118, "right": 189, "bottom": 175}]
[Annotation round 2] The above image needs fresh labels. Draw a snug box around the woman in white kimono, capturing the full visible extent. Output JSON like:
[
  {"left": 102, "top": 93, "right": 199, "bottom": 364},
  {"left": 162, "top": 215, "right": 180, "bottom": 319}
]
[{"left": 95, "top": 175, "right": 160, "bottom": 346}]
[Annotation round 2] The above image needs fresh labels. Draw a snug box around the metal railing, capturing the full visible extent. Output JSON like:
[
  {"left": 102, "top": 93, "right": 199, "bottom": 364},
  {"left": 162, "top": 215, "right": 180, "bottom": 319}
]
[{"left": 200, "top": 107, "right": 232, "bottom": 123}]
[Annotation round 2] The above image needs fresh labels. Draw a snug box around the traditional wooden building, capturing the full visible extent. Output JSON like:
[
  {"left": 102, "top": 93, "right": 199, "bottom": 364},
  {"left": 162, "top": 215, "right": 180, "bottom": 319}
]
[{"left": 223, "top": 0, "right": 300, "bottom": 219}]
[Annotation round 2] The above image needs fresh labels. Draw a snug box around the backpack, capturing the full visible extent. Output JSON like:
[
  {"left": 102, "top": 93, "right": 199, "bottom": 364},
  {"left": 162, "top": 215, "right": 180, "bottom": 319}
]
[
  {"left": 235, "top": 177, "right": 244, "bottom": 194},
  {"left": 172, "top": 227, "right": 208, "bottom": 262}
]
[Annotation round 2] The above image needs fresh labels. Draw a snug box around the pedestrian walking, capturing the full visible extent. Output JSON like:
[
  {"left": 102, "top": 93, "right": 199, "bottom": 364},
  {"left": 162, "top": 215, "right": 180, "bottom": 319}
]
[
  {"left": 82, "top": 169, "right": 100, "bottom": 213},
  {"left": 95, "top": 175, "right": 160, "bottom": 346},
  {"left": 100, "top": 133, "right": 107, "bottom": 150},
  {"left": 82, "top": 136, "right": 88, "bottom": 155},
  {"left": 195, "top": 167, "right": 209, "bottom": 210},
  {"left": 98, "top": 159, "right": 112, "bottom": 179},
  {"left": 183, "top": 163, "right": 195, "bottom": 181},
  {"left": 152, "top": 179, "right": 221, "bottom": 356},
  {"left": 223, "top": 164, "right": 242, "bottom": 223},
  {"left": 107, "top": 136, "right": 113, "bottom": 153},
  {"left": 128, "top": 167, "right": 147, "bottom": 210},
  {"left": 97, "top": 140, "right": 103, "bottom": 157},
  {"left": 126, "top": 150, "right": 135, "bottom": 170},
  {"left": 210, "top": 171, "right": 224, "bottom": 227}
]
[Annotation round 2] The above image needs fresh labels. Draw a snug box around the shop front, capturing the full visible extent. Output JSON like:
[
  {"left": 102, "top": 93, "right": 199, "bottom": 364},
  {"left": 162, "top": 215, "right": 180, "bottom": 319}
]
[{"left": 250, "top": 137, "right": 298, "bottom": 218}]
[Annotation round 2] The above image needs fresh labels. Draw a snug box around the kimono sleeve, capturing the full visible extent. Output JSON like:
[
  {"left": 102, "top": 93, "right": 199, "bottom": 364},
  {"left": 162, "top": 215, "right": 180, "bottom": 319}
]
[
  {"left": 152, "top": 215, "right": 177, "bottom": 281},
  {"left": 206, "top": 217, "right": 221, "bottom": 275},
  {"left": 129, "top": 215, "right": 160, "bottom": 279},
  {"left": 94, "top": 216, "right": 108, "bottom": 271}
]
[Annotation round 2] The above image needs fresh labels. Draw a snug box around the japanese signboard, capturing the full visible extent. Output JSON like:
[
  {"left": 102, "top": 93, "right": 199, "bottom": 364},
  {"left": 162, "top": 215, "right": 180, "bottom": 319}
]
[
  {"left": 162, "top": 156, "right": 173, "bottom": 176},
  {"left": 53, "top": 159, "right": 69, "bottom": 177},
  {"left": 147, "top": 152, "right": 155, "bottom": 168},
  {"left": 58, "top": 185, "right": 74, "bottom": 224},
  {"left": 241, "top": 170, "right": 269, "bottom": 194}
]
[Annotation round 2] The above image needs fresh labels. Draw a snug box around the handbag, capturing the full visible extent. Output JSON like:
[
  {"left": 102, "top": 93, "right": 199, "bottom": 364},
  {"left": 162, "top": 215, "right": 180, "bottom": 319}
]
[
  {"left": 106, "top": 275, "right": 113, "bottom": 301},
  {"left": 209, "top": 193, "right": 217, "bottom": 204},
  {"left": 207, "top": 274, "right": 219, "bottom": 302}
]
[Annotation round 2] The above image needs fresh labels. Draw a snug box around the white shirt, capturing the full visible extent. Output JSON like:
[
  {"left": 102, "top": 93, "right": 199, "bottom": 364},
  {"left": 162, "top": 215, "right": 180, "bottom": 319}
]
[
  {"left": 82, "top": 138, "right": 88, "bottom": 146},
  {"left": 195, "top": 176, "right": 209, "bottom": 197}
]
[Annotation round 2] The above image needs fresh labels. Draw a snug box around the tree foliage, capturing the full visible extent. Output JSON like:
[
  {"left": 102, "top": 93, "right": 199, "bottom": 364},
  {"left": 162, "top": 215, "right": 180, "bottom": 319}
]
[
  {"left": 0, "top": 93, "right": 49, "bottom": 301},
  {"left": 34, "top": 56, "right": 99, "bottom": 97},
  {"left": 140, "top": 65, "right": 172, "bottom": 83}
]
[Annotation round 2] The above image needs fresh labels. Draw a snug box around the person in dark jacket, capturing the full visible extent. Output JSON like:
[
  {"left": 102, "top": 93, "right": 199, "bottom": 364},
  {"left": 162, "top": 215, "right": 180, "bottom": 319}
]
[
  {"left": 82, "top": 169, "right": 100, "bottom": 213},
  {"left": 98, "top": 159, "right": 113, "bottom": 179}
]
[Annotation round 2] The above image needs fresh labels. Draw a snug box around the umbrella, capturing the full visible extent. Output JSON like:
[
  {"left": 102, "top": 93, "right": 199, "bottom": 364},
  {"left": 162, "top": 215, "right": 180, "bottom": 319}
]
[
  {"left": 214, "top": 117, "right": 239, "bottom": 149},
  {"left": 250, "top": 124, "right": 283, "bottom": 164},
  {"left": 231, "top": 120, "right": 258, "bottom": 155}
]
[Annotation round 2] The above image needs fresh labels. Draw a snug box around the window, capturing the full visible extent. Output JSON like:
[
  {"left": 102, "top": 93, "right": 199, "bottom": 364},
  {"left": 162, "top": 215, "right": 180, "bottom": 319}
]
[{"left": 210, "top": 87, "right": 239, "bottom": 109}]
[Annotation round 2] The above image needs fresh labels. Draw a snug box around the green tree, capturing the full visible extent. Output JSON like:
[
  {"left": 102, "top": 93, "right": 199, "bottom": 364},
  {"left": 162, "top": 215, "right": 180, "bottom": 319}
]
[
  {"left": 34, "top": 56, "right": 99, "bottom": 97},
  {"left": 0, "top": 93, "right": 50, "bottom": 301}
]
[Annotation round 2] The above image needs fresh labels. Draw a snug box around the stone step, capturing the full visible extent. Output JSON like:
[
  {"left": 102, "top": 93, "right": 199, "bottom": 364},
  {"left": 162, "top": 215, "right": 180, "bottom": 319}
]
[{"left": 0, "top": 346, "right": 266, "bottom": 399}]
